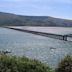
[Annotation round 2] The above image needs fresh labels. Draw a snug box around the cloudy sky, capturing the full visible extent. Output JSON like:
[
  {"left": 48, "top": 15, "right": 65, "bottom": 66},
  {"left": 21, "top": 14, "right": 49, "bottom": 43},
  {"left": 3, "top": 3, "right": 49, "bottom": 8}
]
[{"left": 0, "top": 0, "right": 72, "bottom": 19}]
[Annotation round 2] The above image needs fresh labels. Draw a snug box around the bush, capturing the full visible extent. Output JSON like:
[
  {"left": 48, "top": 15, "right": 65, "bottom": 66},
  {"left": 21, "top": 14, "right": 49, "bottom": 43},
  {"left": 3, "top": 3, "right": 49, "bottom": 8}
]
[
  {"left": 55, "top": 55, "right": 72, "bottom": 72},
  {"left": 0, "top": 54, "right": 52, "bottom": 72}
]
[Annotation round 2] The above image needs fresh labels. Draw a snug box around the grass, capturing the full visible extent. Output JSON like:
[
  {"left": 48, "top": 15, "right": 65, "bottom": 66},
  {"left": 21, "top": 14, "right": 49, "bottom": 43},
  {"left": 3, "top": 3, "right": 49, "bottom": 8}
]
[{"left": 0, "top": 54, "right": 53, "bottom": 72}]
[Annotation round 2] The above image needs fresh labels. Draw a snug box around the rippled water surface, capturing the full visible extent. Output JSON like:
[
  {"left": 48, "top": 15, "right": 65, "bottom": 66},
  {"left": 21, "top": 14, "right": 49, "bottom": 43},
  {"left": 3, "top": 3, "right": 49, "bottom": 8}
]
[{"left": 0, "top": 27, "right": 72, "bottom": 69}]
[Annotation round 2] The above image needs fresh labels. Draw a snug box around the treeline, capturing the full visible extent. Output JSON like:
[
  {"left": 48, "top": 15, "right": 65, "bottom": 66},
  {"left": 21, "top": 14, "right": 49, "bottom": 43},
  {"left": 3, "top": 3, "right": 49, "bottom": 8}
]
[{"left": 0, "top": 12, "right": 72, "bottom": 27}]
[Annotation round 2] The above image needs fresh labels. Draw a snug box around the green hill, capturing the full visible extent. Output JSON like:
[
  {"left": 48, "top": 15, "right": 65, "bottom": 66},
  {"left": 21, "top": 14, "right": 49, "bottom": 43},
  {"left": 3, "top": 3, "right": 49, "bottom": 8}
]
[{"left": 0, "top": 12, "right": 72, "bottom": 27}]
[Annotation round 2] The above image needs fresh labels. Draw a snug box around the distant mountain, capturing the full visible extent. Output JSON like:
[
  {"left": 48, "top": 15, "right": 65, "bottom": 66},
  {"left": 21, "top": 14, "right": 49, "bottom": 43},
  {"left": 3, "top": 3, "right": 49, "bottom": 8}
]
[{"left": 0, "top": 12, "right": 72, "bottom": 27}]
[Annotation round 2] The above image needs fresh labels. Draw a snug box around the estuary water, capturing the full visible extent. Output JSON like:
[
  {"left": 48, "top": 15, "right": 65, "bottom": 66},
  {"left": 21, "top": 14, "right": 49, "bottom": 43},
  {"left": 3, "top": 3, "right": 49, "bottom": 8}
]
[{"left": 0, "top": 27, "right": 72, "bottom": 69}]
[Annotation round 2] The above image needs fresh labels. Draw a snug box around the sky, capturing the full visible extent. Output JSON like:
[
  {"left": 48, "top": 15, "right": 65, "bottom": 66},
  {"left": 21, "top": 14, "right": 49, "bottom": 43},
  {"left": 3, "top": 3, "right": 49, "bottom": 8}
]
[{"left": 0, "top": 0, "right": 72, "bottom": 19}]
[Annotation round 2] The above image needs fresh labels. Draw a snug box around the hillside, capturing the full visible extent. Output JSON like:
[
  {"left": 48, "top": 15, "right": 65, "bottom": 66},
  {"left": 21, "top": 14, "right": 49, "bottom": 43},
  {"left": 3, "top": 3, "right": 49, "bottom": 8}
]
[{"left": 0, "top": 12, "right": 72, "bottom": 27}]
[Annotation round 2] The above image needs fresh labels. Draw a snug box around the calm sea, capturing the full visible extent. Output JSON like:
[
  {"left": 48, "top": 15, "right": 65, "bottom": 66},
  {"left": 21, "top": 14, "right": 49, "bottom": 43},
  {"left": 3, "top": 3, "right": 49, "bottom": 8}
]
[{"left": 0, "top": 27, "right": 72, "bottom": 69}]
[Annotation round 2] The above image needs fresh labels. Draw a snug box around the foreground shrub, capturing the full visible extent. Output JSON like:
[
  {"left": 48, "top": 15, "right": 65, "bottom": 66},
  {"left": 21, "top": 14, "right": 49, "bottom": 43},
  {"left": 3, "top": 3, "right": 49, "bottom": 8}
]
[
  {"left": 0, "top": 54, "right": 52, "bottom": 72},
  {"left": 55, "top": 55, "right": 72, "bottom": 72}
]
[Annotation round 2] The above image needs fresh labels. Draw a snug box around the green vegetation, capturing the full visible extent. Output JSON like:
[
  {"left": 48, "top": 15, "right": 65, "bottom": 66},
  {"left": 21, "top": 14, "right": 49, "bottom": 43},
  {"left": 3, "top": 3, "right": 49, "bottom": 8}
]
[
  {"left": 0, "top": 52, "right": 72, "bottom": 72},
  {"left": 0, "top": 54, "right": 52, "bottom": 72},
  {"left": 0, "top": 12, "right": 72, "bottom": 27},
  {"left": 55, "top": 55, "right": 72, "bottom": 72}
]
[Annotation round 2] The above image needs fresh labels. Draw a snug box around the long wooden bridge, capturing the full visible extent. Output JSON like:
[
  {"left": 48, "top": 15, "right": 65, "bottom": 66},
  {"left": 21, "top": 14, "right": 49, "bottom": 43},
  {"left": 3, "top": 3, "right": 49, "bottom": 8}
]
[{"left": 4, "top": 27, "right": 72, "bottom": 41}]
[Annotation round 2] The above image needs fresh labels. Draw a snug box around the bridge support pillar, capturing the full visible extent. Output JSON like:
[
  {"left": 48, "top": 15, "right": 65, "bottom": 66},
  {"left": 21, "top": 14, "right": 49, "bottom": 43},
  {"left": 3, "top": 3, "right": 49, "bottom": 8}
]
[{"left": 63, "top": 35, "right": 67, "bottom": 41}]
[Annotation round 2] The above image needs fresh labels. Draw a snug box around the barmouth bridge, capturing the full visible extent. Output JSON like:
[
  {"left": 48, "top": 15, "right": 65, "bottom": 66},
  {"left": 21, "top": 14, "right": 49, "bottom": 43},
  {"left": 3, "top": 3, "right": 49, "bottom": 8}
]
[{"left": 4, "top": 27, "right": 72, "bottom": 41}]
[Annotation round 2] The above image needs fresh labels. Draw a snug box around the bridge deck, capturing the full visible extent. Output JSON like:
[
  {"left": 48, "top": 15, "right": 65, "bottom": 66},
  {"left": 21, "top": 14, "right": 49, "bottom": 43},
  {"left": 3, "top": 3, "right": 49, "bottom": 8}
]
[{"left": 4, "top": 26, "right": 72, "bottom": 41}]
